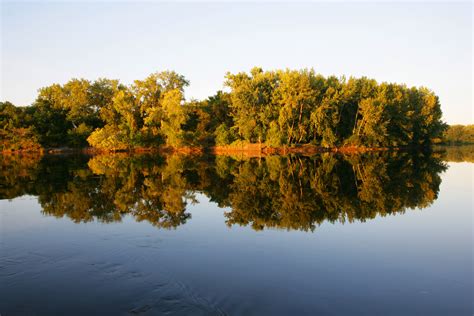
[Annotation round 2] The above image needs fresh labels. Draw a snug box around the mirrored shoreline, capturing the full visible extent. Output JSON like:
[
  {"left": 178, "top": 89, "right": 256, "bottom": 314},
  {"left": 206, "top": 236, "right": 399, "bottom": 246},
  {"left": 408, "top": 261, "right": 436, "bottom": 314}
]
[
  {"left": 1, "top": 146, "right": 472, "bottom": 315},
  {"left": 2, "top": 147, "right": 465, "bottom": 232}
]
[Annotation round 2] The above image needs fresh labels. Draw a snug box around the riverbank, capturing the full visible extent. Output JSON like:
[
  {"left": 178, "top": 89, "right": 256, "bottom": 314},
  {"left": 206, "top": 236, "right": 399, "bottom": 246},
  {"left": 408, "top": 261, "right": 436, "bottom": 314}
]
[
  {"left": 1, "top": 144, "right": 403, "bottom": 156},
  {"left": 210, "top": 143, "right": 399, "bottom": 156}
]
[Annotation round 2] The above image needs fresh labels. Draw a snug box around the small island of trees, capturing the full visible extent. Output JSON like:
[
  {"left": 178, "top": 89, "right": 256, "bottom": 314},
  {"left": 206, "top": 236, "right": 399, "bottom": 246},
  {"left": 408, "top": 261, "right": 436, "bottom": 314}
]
[{"left": 1, "top": 68, "right": 449, "bottom": 153}]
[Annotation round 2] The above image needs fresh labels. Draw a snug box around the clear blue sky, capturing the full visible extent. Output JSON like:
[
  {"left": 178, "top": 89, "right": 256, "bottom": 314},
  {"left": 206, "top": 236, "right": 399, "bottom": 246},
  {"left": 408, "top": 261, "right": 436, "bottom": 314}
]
[{"left": 1, "top": 1, "right": 472, "bottom": 124}]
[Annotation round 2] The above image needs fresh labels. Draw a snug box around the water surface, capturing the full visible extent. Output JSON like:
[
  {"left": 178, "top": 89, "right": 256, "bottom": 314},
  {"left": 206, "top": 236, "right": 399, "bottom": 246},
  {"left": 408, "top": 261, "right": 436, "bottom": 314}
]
[{"left": 1, "top": 149, "right": 472, "bottom": 315}]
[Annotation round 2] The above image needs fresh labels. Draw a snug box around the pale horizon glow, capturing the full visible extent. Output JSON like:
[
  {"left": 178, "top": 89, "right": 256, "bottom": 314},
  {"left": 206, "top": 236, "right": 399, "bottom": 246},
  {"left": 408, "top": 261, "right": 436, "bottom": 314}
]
[{"left": 1, "top": 2, "right": 472, "bottom": 124}]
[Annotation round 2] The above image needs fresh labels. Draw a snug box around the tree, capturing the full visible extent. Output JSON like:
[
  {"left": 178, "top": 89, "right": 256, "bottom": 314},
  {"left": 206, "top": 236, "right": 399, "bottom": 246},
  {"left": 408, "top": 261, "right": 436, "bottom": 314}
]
[
  {"left": 160, "top": 89, "right": 187, "bottom": 147},
  {"left": 274, "top": 69, "right": 318, "bottom": 144},
  {"left": 225, "top": 67, "right": 278, "bottom": 143},
  {"left": 88, "top": 71, "right": 189, "bottom": 150},
  {"left": 138, "top": 71, "right": 189, "bottom": 147},
  {"left": 31, "top": 99, "right": 71, "bottom": 147},
  {"left": 310, "top": 76, "right": 342, "bottom": 147}
]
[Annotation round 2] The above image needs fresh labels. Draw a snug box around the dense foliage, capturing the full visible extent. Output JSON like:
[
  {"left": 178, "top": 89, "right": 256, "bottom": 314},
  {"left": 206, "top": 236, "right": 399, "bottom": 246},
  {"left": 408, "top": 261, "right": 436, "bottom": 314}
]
[
  {"left": 1, "top": 68, "right": 447, "bottom": 151},
  {"left": 1, "top": 151, "right": 447, "bottom": 231},
  {"left": 0, "top": 102, "right": 42, "bottom": 152},
  {"left": 441, "top": 124, "right": 474, "bottom": 144}
]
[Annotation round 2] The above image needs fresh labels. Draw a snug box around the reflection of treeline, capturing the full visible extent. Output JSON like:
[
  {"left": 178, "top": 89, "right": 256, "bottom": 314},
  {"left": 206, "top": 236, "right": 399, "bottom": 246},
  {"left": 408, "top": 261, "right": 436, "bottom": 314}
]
[
  {"left": 0, "top": 152, "right": 446, "bottom": 231},
  {"left": 0, "top": 154, "right": 43, "bottom": 199},
  {"left": 1, "top": 68, "right": 446, "bottom": 152},
  {"left": 436, "top": 145, "right": 474, "bottom": 163},
  {"left": 219, "top": 153, "right": 445, "bottom": 230}
]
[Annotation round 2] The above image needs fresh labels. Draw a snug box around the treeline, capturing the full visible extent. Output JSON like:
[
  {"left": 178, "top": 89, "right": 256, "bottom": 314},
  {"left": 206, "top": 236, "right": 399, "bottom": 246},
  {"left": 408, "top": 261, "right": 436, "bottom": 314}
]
[
  {"left": 1, "top": 68, "right": 447, "bottom": 152},
  {"left": 441, "top": 124, "right": 474, "bottom": 145},
  {"left": 1, "top": 152, "right": 446, "bottom": 231}
]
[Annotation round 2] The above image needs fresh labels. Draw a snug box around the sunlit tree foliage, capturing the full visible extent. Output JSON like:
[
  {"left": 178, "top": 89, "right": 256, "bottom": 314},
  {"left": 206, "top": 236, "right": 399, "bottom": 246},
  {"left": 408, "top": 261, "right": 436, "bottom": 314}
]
[{"left": 1, "top": 68, "right": 448, "bottom": 151}]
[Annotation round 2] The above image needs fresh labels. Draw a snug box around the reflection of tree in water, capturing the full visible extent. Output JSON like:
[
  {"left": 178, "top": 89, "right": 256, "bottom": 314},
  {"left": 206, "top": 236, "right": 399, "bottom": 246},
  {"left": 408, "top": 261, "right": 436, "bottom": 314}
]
[
  {"left": 223, "top": 152, "right": 446, "bottom": 231},
  {"left": 436, "top": 145, "right": 474, "bottom": 163},
  {"left": 0, "top": 153, "right": 90, "bottom": 200},
  {"left": 0, "top": 153, "right": 42, "bottom": 199},
  {"left": 43, "top": 153, "right": 194, "bottom": 228},
  {"left": 0, "top": 151, "right": 447, "bottom": 231}
]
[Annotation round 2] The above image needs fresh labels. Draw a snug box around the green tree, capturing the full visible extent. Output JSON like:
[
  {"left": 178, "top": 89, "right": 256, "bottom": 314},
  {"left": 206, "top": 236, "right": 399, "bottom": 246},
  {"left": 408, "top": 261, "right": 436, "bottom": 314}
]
[
  {"left": 274, "top": 69, "right": 319, "bottom": 144},
  {"left": 225, "top": 67, "right": 278, "bottom": 143}
]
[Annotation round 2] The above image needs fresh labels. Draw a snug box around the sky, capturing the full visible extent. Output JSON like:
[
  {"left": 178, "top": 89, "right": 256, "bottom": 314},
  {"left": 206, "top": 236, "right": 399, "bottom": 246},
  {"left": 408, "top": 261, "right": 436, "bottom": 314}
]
[{"left": 1, "top": 1, "right": 472, "bottom": 124}]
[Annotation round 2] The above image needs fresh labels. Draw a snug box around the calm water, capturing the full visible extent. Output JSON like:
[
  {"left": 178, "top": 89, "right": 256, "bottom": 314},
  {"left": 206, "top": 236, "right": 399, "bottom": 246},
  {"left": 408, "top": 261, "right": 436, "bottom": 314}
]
[{"left": 1, "top": 149, "right": 472, "bottom": 315}]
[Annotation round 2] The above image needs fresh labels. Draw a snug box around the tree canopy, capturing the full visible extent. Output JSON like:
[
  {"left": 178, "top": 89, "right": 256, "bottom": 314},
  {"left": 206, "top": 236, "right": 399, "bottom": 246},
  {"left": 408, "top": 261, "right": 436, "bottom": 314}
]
[{"left": 1, "top": 68, "right": 448, "bottom": 152}]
